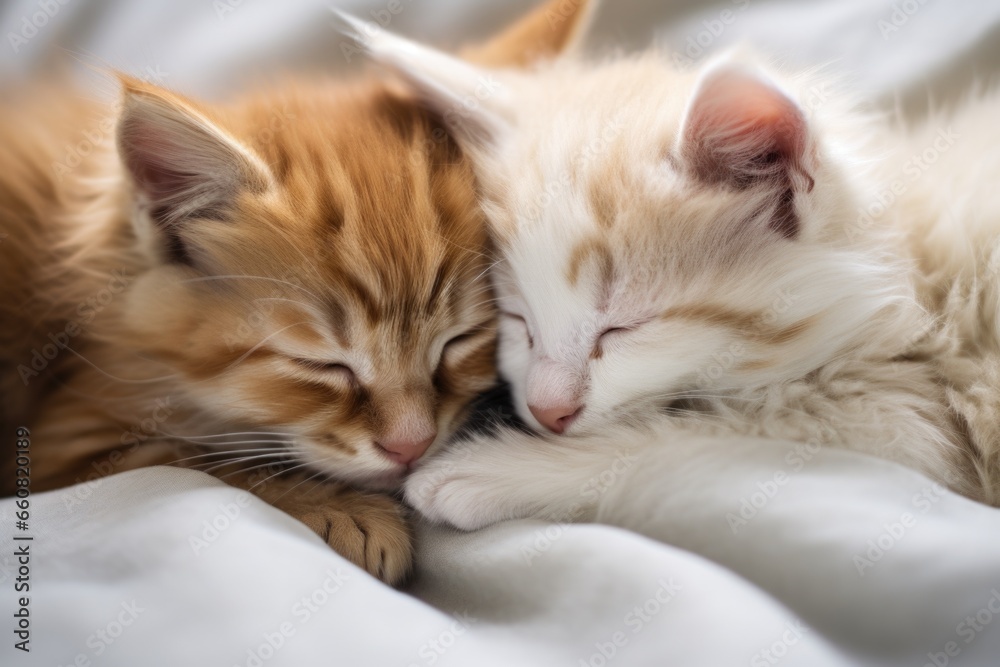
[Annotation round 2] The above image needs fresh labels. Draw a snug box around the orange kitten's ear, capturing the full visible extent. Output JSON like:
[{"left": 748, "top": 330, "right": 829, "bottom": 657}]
[
  {"left": 460, "top": 0, "right": 598, "bottom": 67},
  {"left": 116, "top": 76, "right": 274, "bottom": 263},
  {"left": 678, "top": 60, "right": 814, "bottom": 192}
]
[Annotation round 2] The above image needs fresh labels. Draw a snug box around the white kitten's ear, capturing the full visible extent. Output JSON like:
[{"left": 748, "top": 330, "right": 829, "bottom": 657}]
[
  {"left": 116, "top": 76, "right": 274, "bottom": 263},
  {"left": 337, "top": 14, "right": 513, "bottom": 150},
  {"left": 678, "top": 60, "right": 815, "bottom": 237}
]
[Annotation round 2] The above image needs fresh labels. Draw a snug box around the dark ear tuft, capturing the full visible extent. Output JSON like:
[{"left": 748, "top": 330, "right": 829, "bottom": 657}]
[{"left": 770, "top": 188, "right": 799, "bottom": 240}]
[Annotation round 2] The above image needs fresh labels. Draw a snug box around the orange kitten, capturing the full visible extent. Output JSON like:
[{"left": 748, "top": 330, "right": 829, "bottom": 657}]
[{"left": 0, "top": 0, "right": 590, "bottom": 583}]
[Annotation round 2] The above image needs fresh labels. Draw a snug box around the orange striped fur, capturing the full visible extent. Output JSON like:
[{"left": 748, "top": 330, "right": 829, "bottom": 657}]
[{"left": 0, "top": 0, "right": 588, "bottom": 583}]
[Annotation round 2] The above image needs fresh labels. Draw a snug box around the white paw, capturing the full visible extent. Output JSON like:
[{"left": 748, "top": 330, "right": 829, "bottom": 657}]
[{"left": 404, "top": 449, "right": 511, "bottom": 531}]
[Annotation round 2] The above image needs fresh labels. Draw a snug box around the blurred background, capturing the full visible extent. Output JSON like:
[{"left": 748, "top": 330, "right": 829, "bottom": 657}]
[{"left": 2, "top": 0, "right": 999, "bottom": 117}]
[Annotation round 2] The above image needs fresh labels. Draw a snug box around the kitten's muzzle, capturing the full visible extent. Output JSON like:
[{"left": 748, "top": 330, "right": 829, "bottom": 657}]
[
  {"left": 526, "top": 357, "right": 586, "bottom": 433},
  {"left": 374, "top": 433, "right": 436, "bottom": 465},
  {"left": 529, "top": 403, "right": 583, "bottom": 434}
]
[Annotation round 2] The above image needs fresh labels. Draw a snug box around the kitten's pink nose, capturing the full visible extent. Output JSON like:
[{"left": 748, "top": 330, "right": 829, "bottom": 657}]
[
  {"left": 375, "top": 434, "right": 436, "bottom": 465},
  {"left": 529, "top": 403, "right": 582, "bottom": 434}
]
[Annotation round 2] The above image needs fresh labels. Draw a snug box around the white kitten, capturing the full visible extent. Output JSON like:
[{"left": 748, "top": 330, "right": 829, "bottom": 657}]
[{"left": 353, "top": 6, "right": 1000, "bottom": 529}]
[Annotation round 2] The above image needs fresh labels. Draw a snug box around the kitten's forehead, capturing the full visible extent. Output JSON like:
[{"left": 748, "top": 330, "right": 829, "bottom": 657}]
[
  {"left": 516, "top": 60, "right": 689, "bottom": 165},
  {"left": 221, "top": 82, "right": 492, "bottom": 366},
  {"left": 484, "top": 60, "right": 694, "bottom": 248},
  {"left": 495, "top": 58, "right": 787, "bottom": 301}
]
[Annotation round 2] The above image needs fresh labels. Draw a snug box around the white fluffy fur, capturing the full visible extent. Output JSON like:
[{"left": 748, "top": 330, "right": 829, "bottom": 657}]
[{"left": 361, "top": 29, "right": 1000, "bottom": 528}]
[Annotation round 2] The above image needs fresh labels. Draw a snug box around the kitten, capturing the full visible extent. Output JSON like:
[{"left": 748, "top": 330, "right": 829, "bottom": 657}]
[
  {"left": 0, "top": 0, "right": 591, "bottom": 582},
  {"left": 356, "top": 0, "right": 1000, "bottom": 530}
]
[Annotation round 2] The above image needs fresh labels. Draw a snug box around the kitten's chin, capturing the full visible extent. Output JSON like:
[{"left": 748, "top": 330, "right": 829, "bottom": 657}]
[
  {"left": 295, "top": 442, "right": 409, "bottom": 491},
  {"left": 358, "top": 468, "right": 409, "bottom": 492}
]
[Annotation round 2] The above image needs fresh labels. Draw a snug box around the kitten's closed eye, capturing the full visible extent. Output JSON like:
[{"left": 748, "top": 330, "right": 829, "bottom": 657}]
[
  {"left": 501, "top": 312, "right": 533, "bottom": 348},
  {"left": 291, "top": 358, "right": 357, "bottom": 383},
  {"left": 597, "top": 321, "right": 650, "bottom": 342},
  {"left": 598, "top": 327, "right": 631, "bottom": 341},
  {"left": 593, "top": 325, "right": 644, "bottom": 358},
  {"left": 443, "top": 332, "right": 478, "bottom": 349},
  {"left": 440, "top": 327, "right": 492, "bottom": 366}
]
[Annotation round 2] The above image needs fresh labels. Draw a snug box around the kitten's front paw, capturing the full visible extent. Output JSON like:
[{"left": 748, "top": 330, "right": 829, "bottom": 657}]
[
  {"left": 404, "top": 450, "right": 511, "bottom": 531},
  {"left": 273, "top": 487, "right": 414, "bottom": 585}
]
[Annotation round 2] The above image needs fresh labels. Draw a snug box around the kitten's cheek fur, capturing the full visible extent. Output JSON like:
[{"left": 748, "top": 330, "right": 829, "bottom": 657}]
[
  {"left": 294, "top": 438, "right": 404, "bottom": 489},
  {"left": 498, "top": 338, "right": 544, "bottom": 431}
]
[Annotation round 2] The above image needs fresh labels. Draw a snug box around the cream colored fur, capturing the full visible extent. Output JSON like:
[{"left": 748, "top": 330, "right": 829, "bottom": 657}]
[{"left": 356, "top": 16, "right": 1000, "bottom": 528}]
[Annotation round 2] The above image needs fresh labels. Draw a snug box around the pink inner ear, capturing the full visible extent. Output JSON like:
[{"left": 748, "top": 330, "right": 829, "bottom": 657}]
[
  {"left": 121, "top": 122, "right": 201, "bottom": 205},
  {"left": 681, "top": 65, "right": 811, "bottom": 189}
]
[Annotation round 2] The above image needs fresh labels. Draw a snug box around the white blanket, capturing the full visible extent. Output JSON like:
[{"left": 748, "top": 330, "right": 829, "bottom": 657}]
[
  {"left": 3, "top": 0, "right": 1000, "bottom": 665},
  {"left": 5, "top": 446, "right": 1000, "bottom": 666}
]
